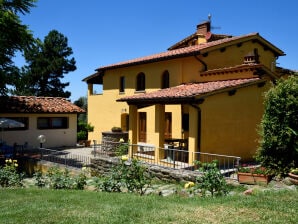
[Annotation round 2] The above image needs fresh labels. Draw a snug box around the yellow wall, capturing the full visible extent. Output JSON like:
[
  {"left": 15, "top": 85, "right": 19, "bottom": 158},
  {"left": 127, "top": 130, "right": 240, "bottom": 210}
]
[
  {"left": 87, "top": 38, "right": 278, "bottom": 161},
  {"left": 199, "top": 82, "right": 271, "bottom": 160},
  {"left": 0, "top": 113, "right": 78, "bottom": 148},
  {"left": 88, "top": 58, "right": 198, "bottom": 142},
  {"left": 201, "top": 41, "right": 276, "bottom": 72}
]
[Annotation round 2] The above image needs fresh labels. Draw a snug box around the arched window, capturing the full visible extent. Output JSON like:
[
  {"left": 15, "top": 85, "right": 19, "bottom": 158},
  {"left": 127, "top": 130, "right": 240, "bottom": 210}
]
[
  {"left": 136, "top": 72, "right": 145, "bottom": 91},
  {"left": 161, "top": 70, "right": 170, "bottom": 89},
  {"left": 119, "top": 76, "right": 125, "bottom": 93}
]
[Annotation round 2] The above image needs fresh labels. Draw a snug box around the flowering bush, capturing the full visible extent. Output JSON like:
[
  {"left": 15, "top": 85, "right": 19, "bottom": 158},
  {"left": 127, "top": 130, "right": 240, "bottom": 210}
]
[
  {"left": 184, "top": 181, "right": 195, "bottom": 189},
  {"left": 0, "top": 159, "right": 24, "bottom": 188},
  {"left": 121, "top": 155, "right": 128, "bottom": 161}
]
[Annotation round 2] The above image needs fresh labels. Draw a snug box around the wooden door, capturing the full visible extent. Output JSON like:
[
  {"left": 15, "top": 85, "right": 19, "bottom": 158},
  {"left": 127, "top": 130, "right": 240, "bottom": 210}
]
[
  {"left": 138, "top": 112, "right": 146, "bottom": 142},
  {"left": 164, "top": 112, "right": 172, "bottom": 139}
]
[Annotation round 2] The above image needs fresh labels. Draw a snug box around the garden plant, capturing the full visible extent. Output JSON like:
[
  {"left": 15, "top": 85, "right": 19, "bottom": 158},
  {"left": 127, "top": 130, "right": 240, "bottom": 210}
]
[
  {"left": 194, "top": 160, "right": 229, "bottom": 197},
  {"left": 257, "top": 76, "right": 298, "bottom": 177},
  {"left": 0, "top": 159, "right": 24, "bottom": 188},
  {"left": 97, "top": 157, "right": 152, "bottom": 195}
]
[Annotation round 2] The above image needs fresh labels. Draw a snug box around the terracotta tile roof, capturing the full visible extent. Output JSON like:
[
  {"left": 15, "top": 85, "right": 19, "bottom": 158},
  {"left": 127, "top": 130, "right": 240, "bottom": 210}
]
[
  {"left": 167, "top": 32, "right": 232, "bottom": 50},
  {"left": 94, "top": 32, "right": 283, "bottom": 72},
  {"left": 117, "top": 78, "right": 263, "bottom": 104},
  {"left": 0, "top": 96, "right": 85, "bottom": 113}
]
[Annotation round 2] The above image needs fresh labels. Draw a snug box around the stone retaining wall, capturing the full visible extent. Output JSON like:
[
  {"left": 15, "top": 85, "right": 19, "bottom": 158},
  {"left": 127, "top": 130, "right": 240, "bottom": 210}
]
[{"left": 91, "top": 156, "right": 201, "bottom": 182}]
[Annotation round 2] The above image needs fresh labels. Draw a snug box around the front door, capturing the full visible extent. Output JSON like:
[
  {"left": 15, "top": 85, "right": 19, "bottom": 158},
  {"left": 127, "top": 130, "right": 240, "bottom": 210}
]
[{"left": 138, "top": 112, "right": 146, "bottom": 142}]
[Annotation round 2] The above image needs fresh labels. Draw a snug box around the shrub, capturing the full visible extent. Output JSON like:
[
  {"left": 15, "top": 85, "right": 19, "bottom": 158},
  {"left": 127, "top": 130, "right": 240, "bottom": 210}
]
[
  {"left": 98, "top": 158, "right": 151, "bottom": 195},
  {"left": 124, "top": 158, "right": 151, "bottom": 195},
  {"left": 194, "top": 160, "right": 229, "bottom": 197},
  {"left": 0, "top": 159, "right": 24, "bottom": 188},
  {"left": 77, "top": 121, "right": 94, "bottom": 141},
  {"left": 33, "top": 170, "right": 46, "bottom": 188},
  {"left": 46, "top": 167, "right": 73, "bottom": 189},
  {"left": 115, "top": 142, "right": 129, "bottom": 156},
  {"left": 34, "top": 166, "right": 87, "bottom": 190},
  {"left": 256, "top": 76, "right": 298, "bottom": 177},
  {"left": 77, "top": 130, "right": 87, "bottom": 141}
]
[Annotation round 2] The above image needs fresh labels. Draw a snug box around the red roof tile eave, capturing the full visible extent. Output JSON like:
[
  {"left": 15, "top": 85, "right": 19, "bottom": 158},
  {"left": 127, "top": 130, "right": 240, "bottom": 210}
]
[
  {"left": 94, "top": 33, "right": 284, "bottom": 72},
  {"left": 0, "top": 96, "right": 86, "bottom": 114},
  {"left": 117, "top": 78, "right": 264, "bottom": 105},
  {"left": 96, "top": 48, "right": 202, "bottom": 72}
]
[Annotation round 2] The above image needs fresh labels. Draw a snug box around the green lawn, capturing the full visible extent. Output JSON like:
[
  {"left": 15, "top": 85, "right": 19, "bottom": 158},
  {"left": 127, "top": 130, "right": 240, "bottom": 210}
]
[{"left": 0, "top": 188, "right": 297, "bottom": 224}]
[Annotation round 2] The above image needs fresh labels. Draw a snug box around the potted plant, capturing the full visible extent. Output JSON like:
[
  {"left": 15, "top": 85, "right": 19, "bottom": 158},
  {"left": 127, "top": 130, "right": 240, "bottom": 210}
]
[
  {"left": 111, "top": 126, "right": 122, "bottom": 132},
  {"left": 288, "top": 168, "right": 298, "bottom": 185},
  {"left": 237, "top": 165, "right": 271, "bottom": 185},
  {"left": 77, "top": 122, "right": 94, "bottom": 147}
]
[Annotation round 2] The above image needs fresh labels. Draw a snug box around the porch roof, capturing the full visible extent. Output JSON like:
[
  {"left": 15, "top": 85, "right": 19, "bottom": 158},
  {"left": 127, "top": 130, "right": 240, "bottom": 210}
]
[{"left": 117, "top": 78, "right": 264, "bottom": 105}]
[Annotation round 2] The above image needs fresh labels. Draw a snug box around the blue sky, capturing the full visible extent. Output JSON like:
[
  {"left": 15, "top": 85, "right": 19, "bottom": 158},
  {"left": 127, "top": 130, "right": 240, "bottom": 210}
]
[{"left": 16, "top": 0, "right": 298, "bottom": 102}]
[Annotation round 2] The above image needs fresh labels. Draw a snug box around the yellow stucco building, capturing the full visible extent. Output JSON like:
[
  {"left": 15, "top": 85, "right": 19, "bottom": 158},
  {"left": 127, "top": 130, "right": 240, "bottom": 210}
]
[{"left": 83, "top": 20, "right": 284, "bottom": 164}]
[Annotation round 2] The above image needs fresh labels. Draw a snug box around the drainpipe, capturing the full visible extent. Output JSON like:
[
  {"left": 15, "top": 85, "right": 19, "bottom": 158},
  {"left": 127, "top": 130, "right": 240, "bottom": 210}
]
[
  {"left": 194, "top": 55, "right": 207, "bottom": 71},
  {"left": 189, "top": 104, "right": 202, "bottom": 162}
]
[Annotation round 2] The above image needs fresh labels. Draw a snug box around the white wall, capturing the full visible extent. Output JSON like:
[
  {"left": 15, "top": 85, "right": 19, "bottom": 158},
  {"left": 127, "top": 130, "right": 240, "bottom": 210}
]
[{"left": 0, "top": 113, "right": 78, "bottom": 149}]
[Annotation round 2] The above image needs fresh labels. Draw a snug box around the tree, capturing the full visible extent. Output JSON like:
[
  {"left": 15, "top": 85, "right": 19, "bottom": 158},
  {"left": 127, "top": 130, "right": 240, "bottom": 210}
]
[
  {"left": 74, "top": 96, "right": 87, "bottom": 122},
  {"left": 256, "top": 75, "right": 298, "bottom": 177},
  {"left": 73, "top": 96, "right": 92, "bottom": 143},
  {"left": 0, "top": 0, "right": 36, "bottom": 95},
  {"left": 16, "top": 30, "right": 76, "bottom": 98}
]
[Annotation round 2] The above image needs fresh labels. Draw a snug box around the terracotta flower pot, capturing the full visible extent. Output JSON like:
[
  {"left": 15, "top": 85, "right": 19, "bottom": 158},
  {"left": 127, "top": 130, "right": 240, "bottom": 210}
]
[
  {"left": 238, "top": 172, "right": 270, "bottom": 185},
  {"left": 288, "top": 173, "right": 298, "bottom": 185}
]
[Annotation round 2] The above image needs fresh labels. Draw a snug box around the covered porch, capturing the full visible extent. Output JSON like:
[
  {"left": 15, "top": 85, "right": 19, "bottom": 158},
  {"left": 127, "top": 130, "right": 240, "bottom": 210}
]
[
  {"left": 117, "top": 78, "right": 266, "bottom": 168},
  {"left": 117, "top": 77, "right": 264, "bottom": 166},
  {"left": 126, "top": 103, "right": 200, "bottom": 168}
]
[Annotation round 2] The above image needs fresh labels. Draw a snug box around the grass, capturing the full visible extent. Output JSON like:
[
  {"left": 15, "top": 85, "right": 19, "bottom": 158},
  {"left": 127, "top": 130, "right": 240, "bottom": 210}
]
[{"left": 0, "top": 188, "right": 297, "bottom": 224}]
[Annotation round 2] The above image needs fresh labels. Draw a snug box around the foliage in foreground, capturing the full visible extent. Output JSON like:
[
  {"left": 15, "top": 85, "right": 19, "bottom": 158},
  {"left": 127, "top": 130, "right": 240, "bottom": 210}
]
[
  {"left": 193, "top": 160, "right": 229, "bottom": 197},
  {"left": 257, "top": 75, "right": 298, "bottom": 177},
  {"left": 115, "top": 141, "right": 129, "bottom": 156},
  {"left": 0, "top": 159, "right": 24, "bottom": 188},
  {"left": 33, "top": 166, "right": 87, "bottom": 190},
  {"left": 96, "top": 158, "right": 151, "bottom": 195}
]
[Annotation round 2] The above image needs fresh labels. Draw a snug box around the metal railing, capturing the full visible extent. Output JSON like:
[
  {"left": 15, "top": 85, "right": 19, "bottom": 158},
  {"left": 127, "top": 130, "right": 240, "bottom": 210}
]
[
  {"left": 92, "top": 140, "right": 121, "bottom": 157},
  {"left": 13, "top": 147, "right": 91, "bottom": 169},
  {"left": 193, "top": 151, "right": 241, "bottom": 176},
  {"left": 32, "top": 141, "right": 240, "bottom": 179},
  {"left": 128, "top": 144, "right": 240, "bottom": 178},
  {"left": 39, "top": 148, "right": 91, "bottom": 168}
]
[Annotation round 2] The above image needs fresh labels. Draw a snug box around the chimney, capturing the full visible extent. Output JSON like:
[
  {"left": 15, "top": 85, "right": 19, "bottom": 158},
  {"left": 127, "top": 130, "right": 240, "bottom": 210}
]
[{"left": 196, "top": 21, "right": 211, "bottom": 36}]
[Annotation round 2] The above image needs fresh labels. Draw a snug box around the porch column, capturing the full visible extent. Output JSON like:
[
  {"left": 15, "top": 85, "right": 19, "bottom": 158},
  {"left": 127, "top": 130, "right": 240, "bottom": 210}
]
[
  {"left": 87, "top": 83, "right": 93, "bottom": 96},
  {"left": 128, "top": 105, "right": 138, "bottom": 158},
  {"left": 154, "top": 104, "right": 165, "bottom": 162},
  {"left": 188, "top": 106, "right": 198, "bottom": 165}
]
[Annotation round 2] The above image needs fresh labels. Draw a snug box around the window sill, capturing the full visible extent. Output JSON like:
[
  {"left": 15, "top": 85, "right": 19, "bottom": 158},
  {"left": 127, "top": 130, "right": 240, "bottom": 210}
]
[{"left": 134, "top": 90, "right": 146, "bottom": 94}]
